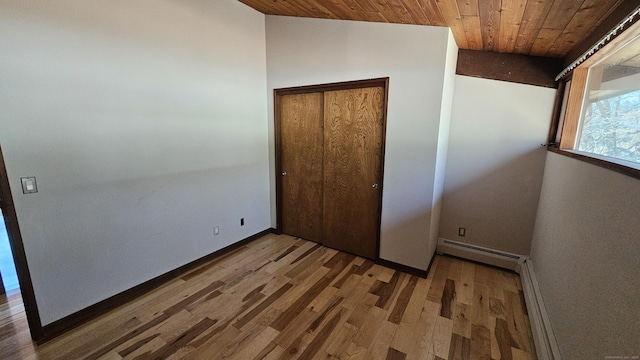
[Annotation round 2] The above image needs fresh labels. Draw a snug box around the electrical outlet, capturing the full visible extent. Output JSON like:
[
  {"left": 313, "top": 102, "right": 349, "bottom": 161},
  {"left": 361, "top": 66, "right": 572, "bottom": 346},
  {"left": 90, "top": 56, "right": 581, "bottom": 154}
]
[
  {"left": 458, "top": 227, "right": 466, "bottom": 237},
  {"left": 240, "top": 218, "right": 244, "bottom": 226},
  {"left": 214, "top": 226, "right": 220, "bottom": 236}
]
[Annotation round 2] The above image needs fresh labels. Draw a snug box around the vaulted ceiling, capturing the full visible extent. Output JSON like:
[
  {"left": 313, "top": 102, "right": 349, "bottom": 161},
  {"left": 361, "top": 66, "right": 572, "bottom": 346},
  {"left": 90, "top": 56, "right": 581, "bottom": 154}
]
[{"left": 237, "top": 0, "right": 626, "bottom": 58}]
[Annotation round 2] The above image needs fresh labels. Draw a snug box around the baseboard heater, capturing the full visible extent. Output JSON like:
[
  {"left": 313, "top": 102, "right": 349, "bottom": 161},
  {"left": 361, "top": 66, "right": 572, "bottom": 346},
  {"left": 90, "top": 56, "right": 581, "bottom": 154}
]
[
  {"left": 519, "top": 258, "right": 562, "bottom": 360},
  {"left": 437, "top": 237, "right": 523, "bottom": 271}
]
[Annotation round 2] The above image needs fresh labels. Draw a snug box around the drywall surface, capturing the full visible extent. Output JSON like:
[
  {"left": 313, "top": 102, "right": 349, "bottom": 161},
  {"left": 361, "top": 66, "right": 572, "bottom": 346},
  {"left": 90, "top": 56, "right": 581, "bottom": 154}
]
[
  {"left": 266, "top": 16, "right": 456, "bottom": 270},
  {"left": 531, "top": 152, "right": 640, "bottom": 359},
  {"left": 0, "top": 0, "right": 269, "bottom": 324},
  {"left": 428, "top": 31, "right": 458, "bottom": 260},
  {"left": 439, "top": 76, "right": 555, "bottom": 254}
]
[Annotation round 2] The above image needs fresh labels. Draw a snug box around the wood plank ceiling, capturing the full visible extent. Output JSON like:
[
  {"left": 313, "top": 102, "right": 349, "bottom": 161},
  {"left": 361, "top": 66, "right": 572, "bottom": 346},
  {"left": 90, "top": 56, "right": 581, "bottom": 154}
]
[{"left": 237, "top": 0, "right": 627, "bottom": 58}]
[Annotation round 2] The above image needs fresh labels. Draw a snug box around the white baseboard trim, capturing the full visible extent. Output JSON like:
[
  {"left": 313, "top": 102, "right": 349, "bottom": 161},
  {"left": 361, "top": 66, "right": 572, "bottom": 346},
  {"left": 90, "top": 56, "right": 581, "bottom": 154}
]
[
  {"left": 436, "top": 237, "right": 523, "bottom": 271},
  {"left": 518, "top": 258, "right": 562, "bottom": 360}
]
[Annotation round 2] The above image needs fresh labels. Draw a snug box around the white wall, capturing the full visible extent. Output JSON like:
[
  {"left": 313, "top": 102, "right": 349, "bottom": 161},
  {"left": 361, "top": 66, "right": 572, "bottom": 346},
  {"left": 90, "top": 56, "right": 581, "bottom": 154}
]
[
  {"left": 0, "top": 0, "right": 270, "bottom": 325},
  {"left": 265, "top": 16, "right": 457, "bottom": 270},
  {"left": 439, "top": 76, "right": 555, "bottom": 254},
  {"left": 531, "top": 152, "right": 640, "bottom": 359},
  {"left": 428, "top": 31, "right": 458, "bottom": 259}
]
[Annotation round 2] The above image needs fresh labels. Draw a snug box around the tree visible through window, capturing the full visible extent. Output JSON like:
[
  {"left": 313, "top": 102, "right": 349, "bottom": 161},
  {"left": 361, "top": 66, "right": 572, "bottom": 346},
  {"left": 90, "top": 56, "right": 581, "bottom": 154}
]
[
  {"left": 578, "top": 88, "right": 640, "bottom": 163},
  {"left": 560, "top": 29, "right": 640, "bottom": 168}
]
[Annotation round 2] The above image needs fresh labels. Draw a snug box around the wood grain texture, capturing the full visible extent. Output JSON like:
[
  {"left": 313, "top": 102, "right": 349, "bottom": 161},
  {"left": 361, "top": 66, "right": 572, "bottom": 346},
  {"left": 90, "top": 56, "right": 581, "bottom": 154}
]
[
  {"left": 0, "top": 235, "right": 537, "bottom": 360},
  {"left": 477, "top": 0, "right": 501, "bottom": 51},
  {"left": 498, "top": 0, "right": 527, "bottom": 53},
  {"left": 280, "top": 92, "right": 325, "bottom": 243},
  {"left": 559, "top": 67, "right": 589, "bottom": 149},
  {"left": 564, "top": 0, "right": 636, "bottom": 66},
  {"left": 322, "top": 86, "right": 384, "bottom": 260},
  {"left": 456, "top": 49, "right": 564, "bottom": 88},
  {"left": 239, "top": 0, "right": 628, "bottom": 57}
]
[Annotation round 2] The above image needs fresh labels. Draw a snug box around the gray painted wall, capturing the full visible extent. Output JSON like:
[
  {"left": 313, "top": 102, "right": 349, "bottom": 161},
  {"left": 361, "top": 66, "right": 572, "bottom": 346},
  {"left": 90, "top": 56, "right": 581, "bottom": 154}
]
[
  {"left": 440, "top": 76, "right": 555, "bottom": 254},
  {"left": 531, "top": 152, "right": 640, "bottom": 359},
  {"left": 0, "top": 0, "right": 270, "bottom": 324},
  {"left": 265, "top": 16, "right": 458, "bottom": 270}
]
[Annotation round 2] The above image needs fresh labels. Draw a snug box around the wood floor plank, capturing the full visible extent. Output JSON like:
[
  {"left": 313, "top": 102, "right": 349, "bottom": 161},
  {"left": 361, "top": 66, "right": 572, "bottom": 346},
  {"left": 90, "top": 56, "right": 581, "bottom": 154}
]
[
  {"left": 489, "top": 316, "right": 500, "bottom": 360},
  {"left": 452, "top": 302, "right": 471, "bottom": 338},
  {"left": 388, "top": 320, "right": 417, "bottom": 357},
  {"left": 339, "top": 276, "right": 376, "bottom": 310},
  {"left": 251, "top": 341, "right": 285, "bottom": 360},
  {"left": 332, "top": 264, "right": 361, "bottom": 289},
  {"left": 376, "top": 265, "right": 396, "bottom": 283},
  {"left": 440, "top": 279, "right": 456, "bottom": 319},
  {"left": 431, "top": 316, "right": 454, "bottom": 359},
  {"left": 457, "top": 261, "right": 475, "bottom": 306},
  {"left": 0, "top": 236, "right": 537, "bottom": 360},
  {"left": 399, "top": 277, "right": 431, "bottom": 323},
  {"left": 512, "top": 346, "right": 537, "bottom": 360},
  {"left": 122, "top": 336, "right": 167, "bottom": 359},
  {"left": 363, "top": 320, "right": 398, "bottom": 360},
  {"left": 190, "top": 317, "right": 243, "bottom": 359},
  {"left": 495, "top": 317, "right": 517, "bottom": 360},
  {"left": 133, "top": 316, "right": 217, "bottom": 359},
  {"left": 448, "top": 333, "right": 471, "bottom": 360},
  {"left": 415, "top": 300, "right": 441, "bottom": 359},
  {"left": 488, "top": 296, "right": 506, "bottom": 319},
  {"left": 323, "top": 322, "right": 360, "bottom": 359},
  {"left": 386, "top": 347, "right": 407, "bottom": 360},
  {"left": 225, "top": 323, "right": 279, "bottom": 360},
  {"left": 271, "top": 255, "right": 346, "bottom": 331},
  {"left": 388, "top": 275, "right": 418, "bottom": 324},
  {"left": 351, "top": 303, "right": 387, "bottom": 349},
  {"left": 470, "top": 324, "right": 491, "bottom": 360},
  {"left": 297, "top": 307, "right": 347, "bottom": 360},
  {"left": 505, "top": 289, "right": 536, "bottom": 356},
  {"left": 370, "top": 271, "right": 404, "bottom": 310},
  {"left": 426, "top": 256, "right": 450, "bottom": 303},
  {"left": 471, "top": 283, "right": 491, "bottom": 329},
  {"left": 273, "top": 266, "right": 330, "bottom": 312},
  {"left": 235, "top": 282, "right": 293, "bottom": 329},
  {"left": 307, "top": 286, "right": 339, "bottom": 312},
  {"left": 337, "top": 341, "right": 368, "bottom": 360}
]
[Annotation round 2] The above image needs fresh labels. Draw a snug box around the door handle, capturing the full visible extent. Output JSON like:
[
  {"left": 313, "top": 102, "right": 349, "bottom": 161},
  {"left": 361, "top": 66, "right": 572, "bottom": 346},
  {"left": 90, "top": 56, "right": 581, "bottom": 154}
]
[
  {"left": 372, "top": 183, "right": 379, "bottom": 188},
  {"left": 282, "top": 171, "right": 287, "bottom": 176}
]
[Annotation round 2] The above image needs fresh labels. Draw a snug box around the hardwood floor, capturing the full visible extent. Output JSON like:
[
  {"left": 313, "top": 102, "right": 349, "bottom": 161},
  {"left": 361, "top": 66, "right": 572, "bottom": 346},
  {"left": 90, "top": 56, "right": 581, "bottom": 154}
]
[{"left": 0, "top": 234, "right": 537, "bottom": 359}]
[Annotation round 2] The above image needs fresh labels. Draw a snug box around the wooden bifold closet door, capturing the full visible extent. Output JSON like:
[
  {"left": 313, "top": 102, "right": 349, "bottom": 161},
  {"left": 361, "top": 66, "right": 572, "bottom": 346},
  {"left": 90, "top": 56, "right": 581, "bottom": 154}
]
[
  {"left": 280, "top": 92, "right": 324, "bottom": 243},
  {"left": 277, "top": 79, "right": 387, "bottom": 260}
]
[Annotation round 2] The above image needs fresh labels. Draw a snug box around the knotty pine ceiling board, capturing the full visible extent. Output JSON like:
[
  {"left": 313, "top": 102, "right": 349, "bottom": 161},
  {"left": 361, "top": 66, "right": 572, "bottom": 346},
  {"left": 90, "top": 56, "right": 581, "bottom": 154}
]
[{"left": 238, "top": 0, "right": 627, "bottom": 57}]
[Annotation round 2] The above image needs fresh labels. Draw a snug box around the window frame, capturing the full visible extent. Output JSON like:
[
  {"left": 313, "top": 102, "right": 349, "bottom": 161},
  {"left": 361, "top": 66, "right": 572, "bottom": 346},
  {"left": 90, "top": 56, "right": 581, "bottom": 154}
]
[{"left": 550, "top": 20, "right": 640, "bottom": 180}]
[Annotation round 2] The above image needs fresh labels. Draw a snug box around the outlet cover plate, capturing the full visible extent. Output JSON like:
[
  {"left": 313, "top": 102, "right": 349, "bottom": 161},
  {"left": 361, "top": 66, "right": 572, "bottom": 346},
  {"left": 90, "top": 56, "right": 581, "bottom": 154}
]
[{"left": 21, "top": 177, "right": 38, "bottom": 194}]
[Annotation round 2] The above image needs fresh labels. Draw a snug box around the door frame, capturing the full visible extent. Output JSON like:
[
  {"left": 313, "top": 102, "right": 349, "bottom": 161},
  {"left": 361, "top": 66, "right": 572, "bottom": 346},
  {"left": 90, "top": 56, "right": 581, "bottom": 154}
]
[
  {"left": 274, "top": 77, "right": 390, "bottom": 259},
  {"left": 0, "top": 146, "right": 44, "bottom": 341}
]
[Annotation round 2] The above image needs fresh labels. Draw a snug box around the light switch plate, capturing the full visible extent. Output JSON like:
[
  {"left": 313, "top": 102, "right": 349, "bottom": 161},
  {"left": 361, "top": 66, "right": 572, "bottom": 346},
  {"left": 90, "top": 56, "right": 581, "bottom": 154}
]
[{"left": 20, "top": 177, "right": 38, "bottom": 194}]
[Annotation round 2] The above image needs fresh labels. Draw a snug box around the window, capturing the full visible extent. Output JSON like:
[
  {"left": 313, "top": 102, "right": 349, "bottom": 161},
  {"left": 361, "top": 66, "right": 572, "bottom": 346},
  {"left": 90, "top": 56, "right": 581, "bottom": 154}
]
[{"left": 556, "top": 20, "right": 640, "bottom": 173}]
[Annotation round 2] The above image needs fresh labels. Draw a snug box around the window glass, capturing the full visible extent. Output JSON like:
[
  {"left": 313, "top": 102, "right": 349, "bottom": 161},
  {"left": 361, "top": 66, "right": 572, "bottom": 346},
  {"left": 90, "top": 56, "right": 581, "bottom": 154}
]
[{"left": 576, "top": 36, "right": 640, "bottom": 164}]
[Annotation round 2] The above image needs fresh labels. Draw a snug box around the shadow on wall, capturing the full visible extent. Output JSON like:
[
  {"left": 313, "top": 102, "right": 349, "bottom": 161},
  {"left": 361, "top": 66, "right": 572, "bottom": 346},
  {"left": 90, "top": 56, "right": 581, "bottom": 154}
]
[
  {"left": 439, "top": 147, "right": 548, "bottom": 255},
  {"left": 380, "top": 207, "right": 435, "bottom": 271}
]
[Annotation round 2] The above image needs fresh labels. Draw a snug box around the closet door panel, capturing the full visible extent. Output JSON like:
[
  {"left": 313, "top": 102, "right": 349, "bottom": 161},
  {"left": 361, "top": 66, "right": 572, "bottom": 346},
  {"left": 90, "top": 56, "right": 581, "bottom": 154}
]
[
  {"left": 280, "top": 92, "right": 324, "bottom": 242},
  {"left": 322, "top": 86, "right": 384, "bottom": 259}
]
